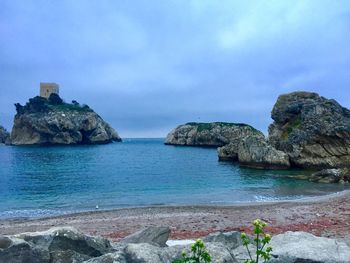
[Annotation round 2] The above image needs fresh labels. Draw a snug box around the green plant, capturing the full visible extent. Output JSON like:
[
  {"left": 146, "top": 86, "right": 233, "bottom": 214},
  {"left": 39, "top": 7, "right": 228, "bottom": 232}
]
[
  {"left": 241, "top": 219, "right": 273, "bottom": 263},
  {"left": 172, "top": 239, "right": 211, "bottom": 263}
]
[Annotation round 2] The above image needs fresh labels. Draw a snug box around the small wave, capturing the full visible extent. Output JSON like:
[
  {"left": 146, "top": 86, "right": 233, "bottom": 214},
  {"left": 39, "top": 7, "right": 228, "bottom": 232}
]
[{"left": 0, "top": 209, "right": 69, "bottom": 219}]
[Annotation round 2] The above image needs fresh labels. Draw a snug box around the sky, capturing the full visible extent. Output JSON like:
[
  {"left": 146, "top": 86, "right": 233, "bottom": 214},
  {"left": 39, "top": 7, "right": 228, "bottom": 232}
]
[{"left": 1, "top": 0, "right": 350, "bottom": 137}]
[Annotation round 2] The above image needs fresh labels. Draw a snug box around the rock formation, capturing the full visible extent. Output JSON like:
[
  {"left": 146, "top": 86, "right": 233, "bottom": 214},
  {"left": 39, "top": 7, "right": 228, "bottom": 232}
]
[
  {"left": 165, "top": 122, "right": 263, "bottom": 148},
  {"left": 1, "top": 227, "right": 350, "bottom": 263},
  {"left": 268, "top": 91, "right": 350, "bottom": 169},
  {"left": 10, "top": 95, "right": 121, "bottom": 145},
  {"left": 238, "top": 136, "right": 291, "bottom": 169},
  {"left": 0, "top": 125, "right": 10, "bottom": 144}
]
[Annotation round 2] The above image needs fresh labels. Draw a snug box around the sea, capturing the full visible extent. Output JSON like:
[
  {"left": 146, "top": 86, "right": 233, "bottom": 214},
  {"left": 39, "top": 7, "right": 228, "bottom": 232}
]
[{"left": 0, "top": 138, "right": 348, "bottom": 219}]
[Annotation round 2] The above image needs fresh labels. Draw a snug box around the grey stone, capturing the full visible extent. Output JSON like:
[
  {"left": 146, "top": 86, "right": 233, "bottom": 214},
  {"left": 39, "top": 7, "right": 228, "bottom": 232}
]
[
  {"left": 0, "top": 236, "right": 12, "bottom": 249},
  {"left": 17, "top": 226, "right": 113, "bottom": 257},
  {"left": 123, "top": 242, "right": 237, "bottom": 263},
  {"left": 83, "top": 251, "right": 127, "bottom": 263},
  {"left": 121, "top": 226, "right": 170, "bottom": 247},
  {"left": 268, "top": 91, "right": 350, "bottom": 169},
  {"left": 50, "top": 249, "right": 91, "bottom": 263},
  {"left": 203, "top": 231, "right": 242, "bottom": 250},
  {"left": 217, "top": 142, "right": 240, "bottom": 161},
  {"left": 238, "top": 135, "right": 290, "bottom": 169},
  {"left": 165, "top": 122, "right": 263, "bottom": 148},
  {"left": 0, "top": 237, "right": 50, "bottom": 263},
  {"left": 307, "top": 168, "right": 350, "bottom": 183},
  {"left": 268, "top": 231, "right": 350, "bottom": 263}
]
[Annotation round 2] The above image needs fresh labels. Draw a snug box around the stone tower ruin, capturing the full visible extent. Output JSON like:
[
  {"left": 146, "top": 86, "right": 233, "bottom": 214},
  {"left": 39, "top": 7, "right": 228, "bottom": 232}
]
[{"left": 40, "top": 82, "right": 59, "bottom": 98}]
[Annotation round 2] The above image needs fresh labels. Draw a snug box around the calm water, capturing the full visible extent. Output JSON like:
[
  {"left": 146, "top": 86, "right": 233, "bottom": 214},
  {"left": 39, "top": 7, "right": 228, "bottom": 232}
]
[{"left": 0, "top": 138, "right": 348, "bottom": 219}]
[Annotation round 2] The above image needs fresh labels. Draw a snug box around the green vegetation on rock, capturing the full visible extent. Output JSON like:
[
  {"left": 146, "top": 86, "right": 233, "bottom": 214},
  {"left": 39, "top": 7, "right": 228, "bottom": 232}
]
[
  {"left": 186, "top": 122, "right": 259, "bottom": 133},
  {"left": 14, "top": 94, "right": 93, "bottom": 115}
]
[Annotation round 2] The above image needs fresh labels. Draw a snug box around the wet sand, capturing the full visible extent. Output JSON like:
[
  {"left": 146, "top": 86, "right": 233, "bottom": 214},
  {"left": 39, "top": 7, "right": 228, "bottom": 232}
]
[{"left": 1, "top": 190, "right": 350, "bottom": 244}]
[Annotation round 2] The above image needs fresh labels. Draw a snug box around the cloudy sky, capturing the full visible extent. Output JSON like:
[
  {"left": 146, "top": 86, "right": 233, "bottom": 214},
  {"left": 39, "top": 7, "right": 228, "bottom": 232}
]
[{"left": 1, "top": 0, "right": 350, "bottom": 137}]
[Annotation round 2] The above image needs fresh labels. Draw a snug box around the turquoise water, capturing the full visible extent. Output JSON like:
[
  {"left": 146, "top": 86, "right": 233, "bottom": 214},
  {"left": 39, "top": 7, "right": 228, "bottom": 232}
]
[{"left": 0, "top": 138, "right": 348, "bottom": 219}]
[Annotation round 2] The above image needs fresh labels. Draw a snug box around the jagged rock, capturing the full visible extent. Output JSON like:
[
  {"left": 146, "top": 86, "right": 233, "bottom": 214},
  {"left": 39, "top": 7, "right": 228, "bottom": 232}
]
[
  {"left": 165, "top": 122, "right": 263, "bottom": 148},
  {"left": 0, "top": 227, "right": 114, "bottom": 263},
  {"left": 203, "top": 231, "right": 242, "bottom": 250},
  {"left": 0, "top": 237, "right": 50, "bottom": 263},
  {"left": 268, "top": 231, "right": 350, "bottom": 263},
  {"left": 238, "top": 136, "right": 290, "bottom": 169},
  {"left": 121, "top": 226, "right": 170, "bottom": 247},
  {"left": 10, "top": 95, "right": 121, "bottom": 145},
  {"left": 0, "top": 126, "right": 10, "bottom": 144},
  {"left": 269, "top": 91, "right": 350, "bottom": 169},
  {"left": 217, "top": 142, "right": 240, "bottom": 161}
]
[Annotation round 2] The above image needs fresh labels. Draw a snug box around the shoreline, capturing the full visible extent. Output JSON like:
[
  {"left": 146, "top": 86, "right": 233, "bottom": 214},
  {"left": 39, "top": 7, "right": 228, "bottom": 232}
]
[
  {"left": 1, "top": 189, "right": 350, "bottom": 245},
  {"left": 2, "top": 188, "right": 350, "bottom": 221}
]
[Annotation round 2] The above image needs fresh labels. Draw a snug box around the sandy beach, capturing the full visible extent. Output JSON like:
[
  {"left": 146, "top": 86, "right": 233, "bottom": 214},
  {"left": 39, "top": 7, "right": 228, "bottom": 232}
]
[{"left": 1, "top": 190, "right": 350, "bottom": 245}]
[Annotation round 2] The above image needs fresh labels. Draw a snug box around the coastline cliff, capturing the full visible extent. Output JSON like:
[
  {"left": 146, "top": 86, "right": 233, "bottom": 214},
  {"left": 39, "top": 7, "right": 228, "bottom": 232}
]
[{"left": 10, "top": 94, "right": 121, "bottom": 145}]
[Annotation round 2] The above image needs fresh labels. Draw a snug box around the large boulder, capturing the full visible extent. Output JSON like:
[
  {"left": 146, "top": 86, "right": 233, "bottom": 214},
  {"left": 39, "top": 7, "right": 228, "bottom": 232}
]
[
  {"left": 0, "top": 227, "right": 114, "bottom": 263},
  {"left": 10, "top": 96, "right": 121, "bottom": 145},
  {"left": 0, "top": 125, "right": 10, "bottom": 144},
  {"left": 269, "top": 92, "right": 350, "bottom": 169},
  {"left": 121, "top": 226, "right": 170, "bottom": 247},
  {"left": 268, "top": 231, "right": 350, "bottom": 263},
  {"left": 238, "top": 136, "right": 290, "bottom": 169},
  {"left": 165, "top": 122, "right": 263, "bottom": 148},
  {"left": 232, "top": 231, "right": 350, "bottom": 263},
  {"left": 203, "top": 231, "right": 242, "bottom": 250}
]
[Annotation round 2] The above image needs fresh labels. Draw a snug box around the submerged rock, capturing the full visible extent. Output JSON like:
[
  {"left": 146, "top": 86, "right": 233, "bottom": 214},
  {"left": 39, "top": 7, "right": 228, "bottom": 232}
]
[
  {"left": 0, "top": 125, "right": 10, "bottom": 144},
  {"left": 238, "top": 136, "right": 290, "bottom": 169},
  {"left": 165, "top": 122, "right": 263, "bottom": 148},
  {"left": 268, "top": 91, "right": 350, "bottom": 169},
  {"left": 308, "top": 168, "right": 350, "bottom": 183},
  {"left": 10, "top": 95, "right": 121, "bottom": 145}
]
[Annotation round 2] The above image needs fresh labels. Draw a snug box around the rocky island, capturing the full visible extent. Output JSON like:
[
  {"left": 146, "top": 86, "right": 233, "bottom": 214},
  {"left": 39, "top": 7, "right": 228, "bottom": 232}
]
[
  {"left": 165, "top": 92, "right": 350, "bottom": 179},
  {"left": 10, "top": 94, "right": 121, "bottom": 145},
  {"left": 165, "top": 122, "right": 262, "bottom": 148}
]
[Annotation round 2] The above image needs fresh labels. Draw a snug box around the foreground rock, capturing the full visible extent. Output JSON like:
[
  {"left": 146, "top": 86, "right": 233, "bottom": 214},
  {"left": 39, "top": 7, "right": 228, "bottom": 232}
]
[
  {"left": 2, "top": 226, "right": 350, "bottom": 263},
  {"left": 0, "top": 227, "right": 113, "bottom": 263},
  {"left": 269, "top": 91, "right": 350, "bottom": 169},
  {"left": 238, "top": 136, "right": 290, "bottom": 169},
  {"left": 10, "top": 94, "right": 121, "bottom": 145},
  {"left": 233, "top": 231, "right": 350, "bottom": 263},
  {"left": 121, "top": 226, "right": 170, "bottom": 247},
  {"left": 269, "top": 231, "right": 350, "bottom": 263},
  {"left": 0, "top": 125, "right": 10, "bottom": 144},
  {"left": 165, "top": 122, "right": 263, "bottom": 149}
]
